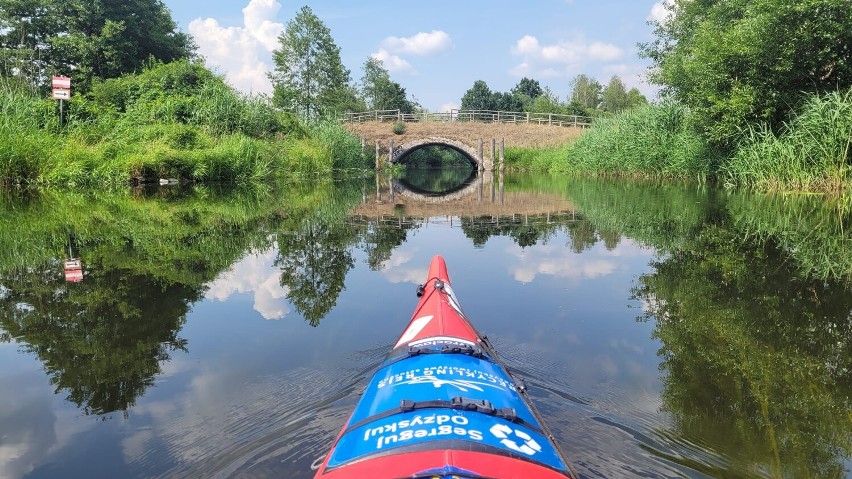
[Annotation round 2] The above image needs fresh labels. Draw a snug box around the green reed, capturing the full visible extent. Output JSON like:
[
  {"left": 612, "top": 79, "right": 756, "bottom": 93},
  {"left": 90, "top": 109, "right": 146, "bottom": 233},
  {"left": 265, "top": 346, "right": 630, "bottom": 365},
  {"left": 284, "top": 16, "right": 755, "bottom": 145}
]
[
  {"left": 559, "top": 102, "right": 714, "bottom": 179},
  {"left": 724, "top": 90, "right": 852, "bottom": 192},
  {"left": 0, "top": 81, "right": 58, "bottom": 184}
]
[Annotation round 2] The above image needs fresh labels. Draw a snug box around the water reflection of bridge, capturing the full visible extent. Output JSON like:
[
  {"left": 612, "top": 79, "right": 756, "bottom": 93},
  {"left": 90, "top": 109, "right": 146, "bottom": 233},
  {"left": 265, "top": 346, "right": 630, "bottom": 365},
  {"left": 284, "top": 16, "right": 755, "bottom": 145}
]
[{"left": 349, "top": 172, "right": 578, "bottom": 226}]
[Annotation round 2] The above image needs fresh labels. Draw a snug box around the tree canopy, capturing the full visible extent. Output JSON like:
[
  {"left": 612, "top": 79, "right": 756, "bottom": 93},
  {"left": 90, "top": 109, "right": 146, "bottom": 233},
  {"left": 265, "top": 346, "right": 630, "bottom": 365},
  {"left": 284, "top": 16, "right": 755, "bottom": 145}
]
[
  {"left": 460, "top": 76, "right": 645, "bottom": 117},
  {"left": 0, "top": 0, "right": 194, "bottom": 91},
  {"left": 360, "top": 57, "right": 415, "bottom": 113},
  {"left": 569, "top": 74, "right": 602, "bottom": 110},
  {"left": 460, "top": 80, "right": 495, "bottom": 110},
  {"left": 270, "top": 6, "right": 354, "bottom": 117},
  {"left": 642, "top": 0, "right": 852, "bottom": 145}
]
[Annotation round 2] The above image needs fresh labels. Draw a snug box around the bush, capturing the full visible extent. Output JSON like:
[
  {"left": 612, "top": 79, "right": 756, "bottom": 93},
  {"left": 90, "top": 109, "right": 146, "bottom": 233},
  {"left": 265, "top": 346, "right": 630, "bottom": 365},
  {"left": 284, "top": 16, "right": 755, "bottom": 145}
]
[{"left": 392, "top": 121, "right": 406, "bottom": 135}]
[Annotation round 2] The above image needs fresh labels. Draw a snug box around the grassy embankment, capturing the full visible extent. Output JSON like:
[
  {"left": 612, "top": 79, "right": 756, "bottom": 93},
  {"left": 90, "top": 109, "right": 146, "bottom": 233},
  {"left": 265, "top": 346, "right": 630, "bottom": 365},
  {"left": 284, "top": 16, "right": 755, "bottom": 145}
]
[
  {"left": 0, "top": 60, "right": 365, "bottom": 187},
  {"left": 505, "top": 91, "right": 852, "bottom": 193},
  {"left": 505, "top": 102, "right": 714, "bottom": 179}
]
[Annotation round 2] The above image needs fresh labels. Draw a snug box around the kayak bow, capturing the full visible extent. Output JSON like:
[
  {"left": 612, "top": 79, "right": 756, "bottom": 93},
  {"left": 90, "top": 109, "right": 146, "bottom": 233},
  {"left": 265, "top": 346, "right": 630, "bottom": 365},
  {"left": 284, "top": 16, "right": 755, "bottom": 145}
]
[{"left": 314, "top": 255, "right": 576, "bottom": 479}]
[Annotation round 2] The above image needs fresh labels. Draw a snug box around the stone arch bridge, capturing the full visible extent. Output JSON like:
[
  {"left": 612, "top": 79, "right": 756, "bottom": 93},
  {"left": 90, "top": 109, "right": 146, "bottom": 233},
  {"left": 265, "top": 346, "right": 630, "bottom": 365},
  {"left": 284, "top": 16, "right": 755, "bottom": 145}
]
[
  {"left": 386, "top": 136, "right": 502, "bottom": 171},
  {"left": 343, "top": 120, "right": 583, "bottom": 171}
]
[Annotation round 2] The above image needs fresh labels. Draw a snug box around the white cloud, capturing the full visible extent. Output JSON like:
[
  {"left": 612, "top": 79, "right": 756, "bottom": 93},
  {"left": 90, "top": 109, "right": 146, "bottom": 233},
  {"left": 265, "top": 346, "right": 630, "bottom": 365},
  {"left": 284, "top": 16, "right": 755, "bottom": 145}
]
[
  {"left": 242, "top": 0, "right": 285, "bottom": 50},
  {"left": 648, "top": 0, "right": 675, "bottom": 23},
  {"left": 378, "top": 250, "right": 427, "bottom": 284},
  {"left": 381, "top": 30, "right": 453, "bottom": 56},
  {"left": 508, "top": 61, "right": 532, "bottom": 77},
  {"left": 509, "top": 34, "right": 623, "bottom": 80},
  {"left": 371, "top": 48, "right": 415, "bottom": 74},
  {"left": 512, "top": 35, "right": 541, "bottom": 56},
  {"left": 506, "top": 239, "right": 652, "bottom": 284},
  {"left": 371, "top": 30, "right": 452, "bottom": 75},
  {"left": 588, "top": 42, "right": 623, "bottom": 62},
  {"left": 204, "top": 247, "right": 290, "bottom": 320},
  {"left": 188, "top": 0, "right": 284, "bottom": 94}
]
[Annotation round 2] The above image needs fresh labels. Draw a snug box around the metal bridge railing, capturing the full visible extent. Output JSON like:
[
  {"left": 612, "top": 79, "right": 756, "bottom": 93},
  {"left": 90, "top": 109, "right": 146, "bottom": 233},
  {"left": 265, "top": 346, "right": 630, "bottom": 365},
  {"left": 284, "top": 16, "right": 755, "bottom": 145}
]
[{"left": 340, "top": 109, "right": 592, "bottom": 128}]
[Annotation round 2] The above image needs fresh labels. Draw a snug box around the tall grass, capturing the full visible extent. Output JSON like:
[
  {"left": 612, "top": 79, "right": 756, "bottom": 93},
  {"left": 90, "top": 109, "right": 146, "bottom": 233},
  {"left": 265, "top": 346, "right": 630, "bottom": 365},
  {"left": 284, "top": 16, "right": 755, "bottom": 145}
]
[
  {"left": 723, "top": 90, "right": 852, "bottom": 192},
  {"left": 0, "top": 82, "right": 58, "bottom": 183},
  {"left": 558, "top": 102, "right": 714, "bottom": 179},
  {"left": 504, "top": 146, "right": 571, "bottom": 171},
  {"left": 308, "top": 121, "right": 366, "bottom": 170},
  {"left": 1, "top": 60, "right": 364, "bottom": 186}
]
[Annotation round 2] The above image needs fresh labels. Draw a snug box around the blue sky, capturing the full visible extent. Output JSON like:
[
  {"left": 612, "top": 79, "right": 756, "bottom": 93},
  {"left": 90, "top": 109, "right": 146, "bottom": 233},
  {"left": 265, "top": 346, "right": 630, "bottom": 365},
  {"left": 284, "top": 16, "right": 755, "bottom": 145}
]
[{"left": 163, "top": 1, "right": 669, "bottom": 112}]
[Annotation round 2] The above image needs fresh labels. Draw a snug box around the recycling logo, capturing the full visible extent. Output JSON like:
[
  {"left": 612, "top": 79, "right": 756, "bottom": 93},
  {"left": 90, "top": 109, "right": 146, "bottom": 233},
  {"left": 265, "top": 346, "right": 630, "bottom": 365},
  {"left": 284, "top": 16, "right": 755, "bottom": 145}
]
[{"left": 489, "top": 424, "right": 542, "bottom": 456}]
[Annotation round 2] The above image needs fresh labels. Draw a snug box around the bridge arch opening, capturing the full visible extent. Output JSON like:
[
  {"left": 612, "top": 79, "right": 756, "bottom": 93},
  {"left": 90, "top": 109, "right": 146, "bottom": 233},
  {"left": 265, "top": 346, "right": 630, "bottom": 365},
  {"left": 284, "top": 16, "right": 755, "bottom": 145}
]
[
  {"left": 395, "top": 144, "right": 477, "bottom": 169},
  {"left": 391, "top": 136, "right": 486, "bottom": 170},
  {"left": 397, "top": 166, "right": 478, "bottom": 197}
]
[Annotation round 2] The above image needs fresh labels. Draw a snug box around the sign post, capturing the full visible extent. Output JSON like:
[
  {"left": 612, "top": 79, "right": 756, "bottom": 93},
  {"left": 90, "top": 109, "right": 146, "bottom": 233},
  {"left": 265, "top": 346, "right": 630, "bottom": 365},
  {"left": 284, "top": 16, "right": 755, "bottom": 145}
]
[{"left": 52, "top": 76, "right": 71, "bottom": 127}]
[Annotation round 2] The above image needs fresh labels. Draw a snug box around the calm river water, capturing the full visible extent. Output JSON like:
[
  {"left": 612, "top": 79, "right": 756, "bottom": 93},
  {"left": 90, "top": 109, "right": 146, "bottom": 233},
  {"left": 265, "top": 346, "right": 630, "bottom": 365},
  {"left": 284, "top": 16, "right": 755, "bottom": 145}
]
[{"left": 1, "top": 171, "right": 851, "bottom": 478}]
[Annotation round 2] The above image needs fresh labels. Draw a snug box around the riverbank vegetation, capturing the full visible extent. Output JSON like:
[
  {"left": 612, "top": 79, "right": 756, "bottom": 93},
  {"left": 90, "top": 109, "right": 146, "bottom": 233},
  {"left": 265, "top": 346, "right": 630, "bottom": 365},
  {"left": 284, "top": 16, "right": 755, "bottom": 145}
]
[
  {"left": 1, "top": 3, "right": 369, "bottom": 187},
  {"left": 1, "top": 61, "right": 363, "bottom": 186},
  {"left": 504, "top": 0, "right": 852, "bottom": 193}
]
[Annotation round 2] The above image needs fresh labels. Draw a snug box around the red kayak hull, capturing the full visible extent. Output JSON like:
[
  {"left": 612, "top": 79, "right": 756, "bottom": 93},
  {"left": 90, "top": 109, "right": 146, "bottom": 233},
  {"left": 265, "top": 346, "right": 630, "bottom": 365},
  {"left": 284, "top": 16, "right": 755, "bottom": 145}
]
[{"left": 313, "top": 255, "right": 575, "bottom": 479}]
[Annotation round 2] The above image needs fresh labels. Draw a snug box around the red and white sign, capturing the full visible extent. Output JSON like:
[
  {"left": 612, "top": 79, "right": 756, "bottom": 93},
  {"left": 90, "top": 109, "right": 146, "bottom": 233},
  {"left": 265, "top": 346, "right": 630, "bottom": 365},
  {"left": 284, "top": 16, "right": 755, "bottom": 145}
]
[
  {"left": 52, "top": 76, "right": 71, "bottom": 89},
  {"left": 52, "top": 88, "right": 71, "bottom": 100},
  {"left": 64, "top": 259, "right": 84, "bottom": 283}
]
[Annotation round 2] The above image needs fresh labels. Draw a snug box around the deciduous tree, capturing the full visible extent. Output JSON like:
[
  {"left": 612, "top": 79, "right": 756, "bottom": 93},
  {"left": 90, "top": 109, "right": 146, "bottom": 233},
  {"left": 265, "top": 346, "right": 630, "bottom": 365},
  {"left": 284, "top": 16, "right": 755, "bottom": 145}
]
[
  {"left": 569, "top": 74, "right": 602, "bottom": 110},
  {"left": 270, "top": 6, "right": 351, "bottom": 118},
  {"left": 460, "top": 80, "right": 495, "bottom": 110},
  {"left": 360, "top": 57, "right": 415, "bottom": 113},
  {"left": 642, "top": 0, "right": 852, "bottom": 145},
  {"left": 0, "top": 0, "right": 194, "bottom": 91},
  {"left": 601, "top": 75, "right": 630, "bottom": 113},
  {"left": 511, "top": 77, "right": 543, "bottom": 110}
]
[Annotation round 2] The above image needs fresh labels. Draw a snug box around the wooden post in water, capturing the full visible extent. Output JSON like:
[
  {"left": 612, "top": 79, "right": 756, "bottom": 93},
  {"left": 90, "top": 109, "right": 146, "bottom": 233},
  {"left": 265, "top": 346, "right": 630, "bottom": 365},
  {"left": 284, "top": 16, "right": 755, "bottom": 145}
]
[
  {"left": 388, "top": 139, "right": 394, "bottom": 166},
  {"left": 375, "top": 140, "right": 381, "bottom": 169},
  {"left": 491, "top": 138, "right": 496, "bottom": 170},
  {"left": 499, "top": 138, "right": 505, "bottom": 172},
  {"left": 478, "top": 139, "right": 484, "bottom": 171}
]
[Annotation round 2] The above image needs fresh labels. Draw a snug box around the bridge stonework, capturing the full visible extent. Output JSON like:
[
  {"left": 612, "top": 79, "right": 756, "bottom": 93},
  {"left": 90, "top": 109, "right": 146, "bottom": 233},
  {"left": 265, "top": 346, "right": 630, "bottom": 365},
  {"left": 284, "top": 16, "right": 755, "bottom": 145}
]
[{"left": 390, "top": 136, "right": 492, "bottom": 170}]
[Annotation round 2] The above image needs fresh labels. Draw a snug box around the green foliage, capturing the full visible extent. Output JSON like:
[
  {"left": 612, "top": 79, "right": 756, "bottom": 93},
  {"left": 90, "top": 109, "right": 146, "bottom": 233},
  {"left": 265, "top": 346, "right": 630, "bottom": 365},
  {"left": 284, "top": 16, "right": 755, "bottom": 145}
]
[
  {"left": 308, "top": 121, "right": 365, "bottom": 170},
  {"left": 569, "top": 74, "right": 602, "bottom": 110},
  {"left": 0, "top": 81, "right": 58, "bottom": 183},
  {"left": 559, "top": 102, "right": 714, "bottom": 178},
  {"left": 270, "top": 6, "right": 352, "bottom": 118},
  {"left": 360, "top": 57, "right": 415, "bottom": 113},
  {"left": 504, "top": 146, "right": 571, "bottom": 172},
  {"left": 634, "top": 223, "right": 852, "bottom": 477},
  {"left": 0, "top": 180, "right": 368, "bottom": 413},
  {"left": 0, "top": 0, "right": 194, "bottom": 92},
  {"left": 723, "top": 89, "right": 852, "bottom": 192},
  {"left": 511, "top": 77, "right": 543, "bottom": 102},
  {"left": 392, "top": 121, "right": 406, "bottom": 135},
  {"left": 399, "top": 146, "right": 472, "bottom": 169},
  {"left": 460, "top": 80, "right": 495, "bottom": 110},
  {"left": 600, "top": 76, "right": 630, "bottom": 113},
  {"left": 0, "top": 61, "right": 364, "bottom": 186},
  {"left": 642, "top": 0, "right": 852, "bottom": 147},
  {"left": 459, "top": 79, "right": 531, "bottom": 112},
  {"left": 526, "top": 87, "right": 565, "bottom": 114}
]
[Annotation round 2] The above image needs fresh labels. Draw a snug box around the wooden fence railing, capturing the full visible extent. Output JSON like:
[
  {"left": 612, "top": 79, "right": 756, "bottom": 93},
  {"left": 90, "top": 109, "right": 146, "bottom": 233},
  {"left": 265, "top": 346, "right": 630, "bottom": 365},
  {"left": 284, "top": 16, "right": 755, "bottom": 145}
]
[{"left": 341, "top": 109, "right": 592, "bottom": 128}]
